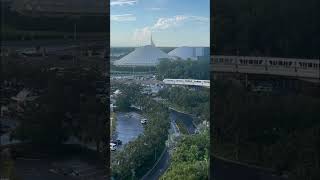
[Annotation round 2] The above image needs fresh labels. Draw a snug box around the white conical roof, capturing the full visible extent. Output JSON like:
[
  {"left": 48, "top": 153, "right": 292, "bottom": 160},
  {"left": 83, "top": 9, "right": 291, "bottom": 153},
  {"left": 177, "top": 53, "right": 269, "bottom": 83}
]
[
  {"left": 168, "top": 46, "right": 198, "bottom": 60},
  {"left": 114, "top": 37, "right": 171, "bottom": 66},
  {"left": 168, "top": 46, "right": 210, "bottom": 60}
]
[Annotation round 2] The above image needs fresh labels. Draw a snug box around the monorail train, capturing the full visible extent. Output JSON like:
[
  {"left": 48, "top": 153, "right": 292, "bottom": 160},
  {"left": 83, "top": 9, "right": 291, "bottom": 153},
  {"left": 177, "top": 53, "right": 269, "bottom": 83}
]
[
  {"left": 163, "top": 79, "right": 210, "bottom": 87},
  {"left": 212, "top": 56, "right": 320, "bottom": 80}
]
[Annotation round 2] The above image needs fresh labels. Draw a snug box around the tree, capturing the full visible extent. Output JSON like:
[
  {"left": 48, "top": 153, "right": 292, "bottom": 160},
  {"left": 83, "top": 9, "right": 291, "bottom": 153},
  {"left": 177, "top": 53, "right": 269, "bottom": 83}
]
[
  {"left": 111, "top": 87, "right": 170, "bottom": 179},
  {"left": 212, "top": 79, "right": 320, "bottom": 179},
  {"left": 156, "top": 59, "right": 210, "bottom": 80},
  {"left": 116, "top": 95, "right": 130, "bottom": 111},
  {"left": 0, "top": 149, "right": 18, "bottom": 180},
  {"left": 161, "top": 131, "right": 209, "bottom": 180}
]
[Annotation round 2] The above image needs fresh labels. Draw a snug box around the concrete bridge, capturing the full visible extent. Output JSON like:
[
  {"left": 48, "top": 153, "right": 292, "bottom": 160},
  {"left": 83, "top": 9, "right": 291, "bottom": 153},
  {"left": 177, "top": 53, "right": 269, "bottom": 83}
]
[{"left": 212, "top": 56, "right": 320, "bottom": 83}]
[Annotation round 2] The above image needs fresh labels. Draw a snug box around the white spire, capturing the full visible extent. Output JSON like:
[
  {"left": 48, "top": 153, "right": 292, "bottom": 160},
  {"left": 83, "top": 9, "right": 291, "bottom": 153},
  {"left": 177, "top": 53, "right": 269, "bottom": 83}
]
[{"left": 151, "top": 33, "right": 155, "bottom": 46}]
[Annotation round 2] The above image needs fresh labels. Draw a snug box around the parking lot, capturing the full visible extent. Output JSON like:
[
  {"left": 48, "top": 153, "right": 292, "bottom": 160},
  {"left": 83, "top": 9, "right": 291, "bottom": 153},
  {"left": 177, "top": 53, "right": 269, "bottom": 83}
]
[{"left": 113, "top": 112, "right": 144, "bottom": 147}]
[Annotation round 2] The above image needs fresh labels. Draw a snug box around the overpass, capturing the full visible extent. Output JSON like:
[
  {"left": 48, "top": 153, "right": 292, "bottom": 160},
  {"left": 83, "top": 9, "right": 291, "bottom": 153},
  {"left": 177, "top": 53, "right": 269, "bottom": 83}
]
[
  {"left": 163, "top": 79, "right": 210, "bottom": 88},
  {"left": 212, "top": 56, "right": 320, "bottom": 83}
]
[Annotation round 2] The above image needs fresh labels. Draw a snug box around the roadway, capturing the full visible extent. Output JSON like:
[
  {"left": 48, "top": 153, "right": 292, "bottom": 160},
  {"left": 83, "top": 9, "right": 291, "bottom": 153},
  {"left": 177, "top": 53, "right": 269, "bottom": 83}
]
[
  {"left": 141, "top": 150, "right": 170, "bottom": 180},
  {"left": 144, "top": 104, "right": 288, "bottom": 180},
  {"left": 141, "top": 107, "right": 193, "bottom": 180},
  {"left": 142, "top": 111, "right": 183, "bottom": 180}
]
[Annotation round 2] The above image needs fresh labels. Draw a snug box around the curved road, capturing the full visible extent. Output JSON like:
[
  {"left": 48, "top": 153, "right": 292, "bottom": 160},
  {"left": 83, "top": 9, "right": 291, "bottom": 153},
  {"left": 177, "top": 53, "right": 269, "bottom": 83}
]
[
  {"left": 141, "top": 110, "right": 188, "bottom": 180},
  {"left": 141, "top": 108, "right": 288, "bottom": 180}
]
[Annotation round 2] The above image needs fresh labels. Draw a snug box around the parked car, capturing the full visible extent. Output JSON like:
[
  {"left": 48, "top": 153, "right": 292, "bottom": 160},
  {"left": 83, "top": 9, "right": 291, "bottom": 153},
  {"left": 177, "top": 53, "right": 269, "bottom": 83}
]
[
  {"left": 110, "top": 143, "right": 117, "bottom": 151},
  {"left": 111, "top": 139, "right": 122, "bottom": 146},
  {"left": 140, "top": 118, "right": 147, "bottom": 124}
]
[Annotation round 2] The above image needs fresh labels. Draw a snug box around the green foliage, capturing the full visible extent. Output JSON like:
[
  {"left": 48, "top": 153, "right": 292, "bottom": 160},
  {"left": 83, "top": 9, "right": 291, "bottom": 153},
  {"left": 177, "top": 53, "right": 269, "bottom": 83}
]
[
  {"left": 161, "top": 131, "right": 209, "bottom": 180},
  {"left": 161, "top": 161, "right": 208, "bottom": 180},
  {"left": 12, "top": 99, "right": 68, "bottom": 146},
  {"left": 11, "top": 67, "right": 107, "bottom": 152},
  {"left": 115, "top": 95, "right": 131, "bottom": 111},
  {"left": 111, "top": 65, "right": 156, "bottom": 72},
  {"left": 159, "top": 87, "right": 210, "bottom": 121},
  {"left": 156, "top": 59, "right": 210, "bottom": 80},
  {"left": 175, "top": 119, "right": 189, "bottom": 135},
  {"left": 111, "top": 84, "right": 170, "bottom": 179},
  {"left": 114, "top": 83, "right": 144, "bottom": 111},
  {"left": 0, "top": 154, "right": 17, "bottom": 180},
  {"left": 212, "top": 80, "right": 320, "bottom": 179}
]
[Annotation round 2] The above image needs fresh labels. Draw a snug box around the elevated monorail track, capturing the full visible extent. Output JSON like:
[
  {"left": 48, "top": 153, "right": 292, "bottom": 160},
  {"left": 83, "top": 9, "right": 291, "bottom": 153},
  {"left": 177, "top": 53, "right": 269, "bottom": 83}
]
[{"left": 212, "top": 56, "right": 320, "bottom": 83}]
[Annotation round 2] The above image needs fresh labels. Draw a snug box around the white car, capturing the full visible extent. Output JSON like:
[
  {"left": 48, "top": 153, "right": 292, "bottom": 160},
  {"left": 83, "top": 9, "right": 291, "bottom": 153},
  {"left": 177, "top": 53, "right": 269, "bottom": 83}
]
[
  {"left": 110, "top": 143, "right": 117, "bottom": 151},
  {"left": 140, "top": 118, "right": 147, "bottom": 124}
]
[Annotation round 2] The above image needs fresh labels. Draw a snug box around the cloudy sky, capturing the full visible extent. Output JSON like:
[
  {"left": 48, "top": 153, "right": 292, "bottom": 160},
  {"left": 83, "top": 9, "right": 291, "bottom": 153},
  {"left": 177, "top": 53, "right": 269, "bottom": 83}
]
[{"left": 111, "top": 0, "right": 210, "bottom": 47}]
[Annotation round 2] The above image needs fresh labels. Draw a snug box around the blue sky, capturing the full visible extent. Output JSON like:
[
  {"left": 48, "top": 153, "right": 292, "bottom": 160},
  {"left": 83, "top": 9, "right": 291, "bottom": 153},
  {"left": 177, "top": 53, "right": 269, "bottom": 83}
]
[{"left": 111, "top": 0, "right": 210, "bottom": 47}]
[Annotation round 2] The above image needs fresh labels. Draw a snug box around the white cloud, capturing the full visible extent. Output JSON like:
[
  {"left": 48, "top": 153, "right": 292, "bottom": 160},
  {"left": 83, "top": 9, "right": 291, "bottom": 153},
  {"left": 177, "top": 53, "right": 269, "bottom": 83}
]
[
  {"left": 132, "top": 15, "right": 209, "bottom": 43},
  {"left": 132, "top": 27, "right": 152, "bottom": 43},
  {"left": 152, "top": 15, "right": 208, "bottom": 30},
  {"left": 111, "top": 0, "right": 138, "bottom": 6},
  {"left": 153, "top": 15, "right": 187, "bottom": 30},
  {"left": 111, "top": 14, "right": 136, "bottom": 21}
]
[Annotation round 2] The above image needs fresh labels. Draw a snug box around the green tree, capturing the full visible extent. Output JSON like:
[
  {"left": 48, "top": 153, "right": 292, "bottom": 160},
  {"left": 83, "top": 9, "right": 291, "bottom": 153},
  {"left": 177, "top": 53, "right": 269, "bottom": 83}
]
[{"left": 161, "top": 131, "right": 209, "bottom": 180}]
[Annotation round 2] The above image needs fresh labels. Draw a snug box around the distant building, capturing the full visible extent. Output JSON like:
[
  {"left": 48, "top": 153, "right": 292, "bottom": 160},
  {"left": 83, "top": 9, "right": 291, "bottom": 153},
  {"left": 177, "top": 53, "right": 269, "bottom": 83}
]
[
  {"left": 168, "top": 46, "right": 210, "bottom": 60},
  {"left": 113, "top": 36, "right": 172, "bottom": 67}
]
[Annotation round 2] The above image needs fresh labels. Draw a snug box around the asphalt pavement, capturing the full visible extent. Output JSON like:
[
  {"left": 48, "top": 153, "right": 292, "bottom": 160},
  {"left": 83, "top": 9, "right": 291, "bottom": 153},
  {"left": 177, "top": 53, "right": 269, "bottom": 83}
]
[
  {"left": 141, "top": 149, "right": 170, "bottom": 180},
  {"left": 113, "top": 112, "right": 144, "bottom": 146},
  {"left": 140, "top": 110, "right": 187, "bottom": 180}
]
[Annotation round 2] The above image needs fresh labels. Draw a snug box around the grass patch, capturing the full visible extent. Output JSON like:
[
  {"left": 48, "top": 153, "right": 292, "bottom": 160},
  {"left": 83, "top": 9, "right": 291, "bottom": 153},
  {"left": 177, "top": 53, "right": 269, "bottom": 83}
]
[{"left": 175, "top": 118, "right": 189, "bottom": 135}]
